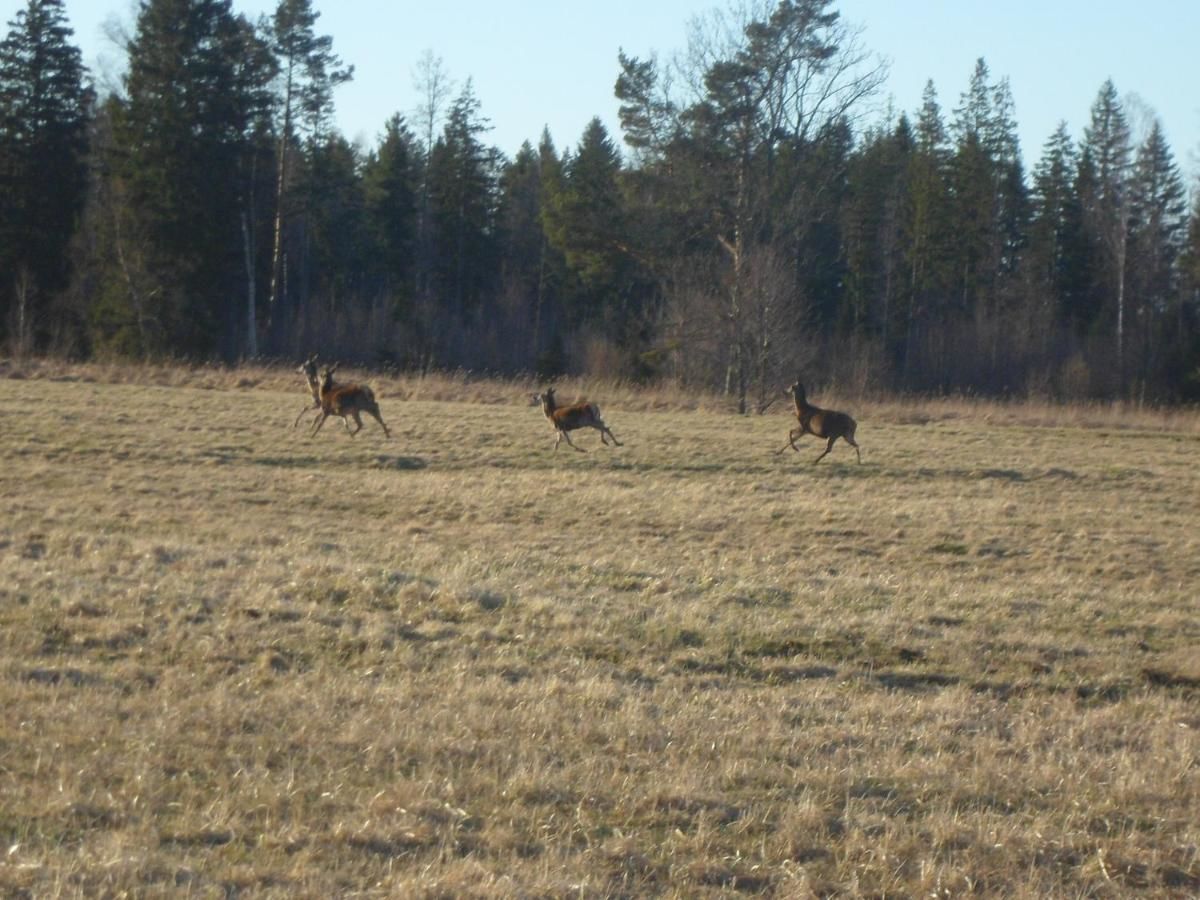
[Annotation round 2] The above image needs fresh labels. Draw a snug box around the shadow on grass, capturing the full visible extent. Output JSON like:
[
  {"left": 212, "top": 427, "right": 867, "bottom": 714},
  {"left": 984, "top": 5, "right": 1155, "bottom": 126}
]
[
  {"left": 672, "top": 657, "right": 838, "bottom": 685},
  {"left": 873, "top": 670, "right": 960, "bottom": 692},
  {"left": 371, "top": 455, "right": 428, "bottom": 471},
  {"left": 197, "top": 450, "right": 428, "bottom": 471}
]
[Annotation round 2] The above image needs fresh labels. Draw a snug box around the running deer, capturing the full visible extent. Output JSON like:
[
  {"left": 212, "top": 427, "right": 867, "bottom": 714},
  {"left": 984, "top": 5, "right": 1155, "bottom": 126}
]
[
  {"left": 533, "top": 387, "right": 622, "bottom": 452},
  {"left": 776, "top": 381, "right": 861, "bottom": 463},
  {"left": 292, "top": 354, "right": 324, "bottom": 429},
  {"left": 311, "top": 363, "right": 391, "bottom": 438}
]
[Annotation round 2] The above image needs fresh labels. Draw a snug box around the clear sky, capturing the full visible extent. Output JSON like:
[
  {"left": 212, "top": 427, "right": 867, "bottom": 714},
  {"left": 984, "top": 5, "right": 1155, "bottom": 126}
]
[{"left": 10, "top": 0, "right": 1200, "bottom": 178}]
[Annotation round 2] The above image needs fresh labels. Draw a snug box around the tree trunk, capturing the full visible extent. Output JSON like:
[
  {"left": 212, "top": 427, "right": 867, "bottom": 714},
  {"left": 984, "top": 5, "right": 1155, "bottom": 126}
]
[
  {"left": 242, "top": 210, "right": 257, "bottom": 358},
  {"left": 267, "top": 63, "right": 295, "bottom": 340}
]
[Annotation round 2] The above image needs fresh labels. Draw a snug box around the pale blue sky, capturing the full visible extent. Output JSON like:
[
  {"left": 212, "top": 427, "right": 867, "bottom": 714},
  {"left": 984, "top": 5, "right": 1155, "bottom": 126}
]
[{"left": 12, "top": 1, "right": 1200, "bottom": 177}]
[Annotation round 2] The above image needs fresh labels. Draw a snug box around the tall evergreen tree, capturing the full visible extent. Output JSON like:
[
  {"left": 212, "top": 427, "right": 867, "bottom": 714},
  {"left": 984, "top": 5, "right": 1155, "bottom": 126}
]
[
  {"left": 496, "top": 135, "right": 576, "bottom": 370},
  {"left": 1179, "top": 191, "right": 1200, "bottom": 397},
  {"left": 942, "top": 60, "right": 1030, "bottom": 388},
  {"left": 362, "top": 114, "right": 418, "bottom": 311},
  {"left": 0, "top": 0, "right": 90, "bottom": 350},
  {"left": 544, "top": 117, "right": 629, "bottom": 331},
  {"left": 110, "top": 0, "right": 273, "bottom": 357},
  {"left": 986, "top": 77, "right": 1028, "bottom": 282},
  {"left": 841, "top": 118, "right": 911, "bottom": 343},
  {"left": 1029, "top": 122, "right": 1090, "bottom": 333},
  {"left": 426, "top": 80, "right": 499, "bottom": 332},
  {"left": 614, "top": 49, "right": 676, "bottom": 165},
  {"left": 947, "top": 60, "right": 997, "bottom": 315},
  {"left": 901, "top": 80, "right": 954, "bottom": 383},
  {"left": 264, "top": 0, "right": 352, "bottom": 340},
  {"left": 301, "top": 134, "right": 366, "bottom": 322},
  {"left": 678, "top": 0, "right": 885, "bottom": 408},
  {"left": 1126, "top": 118, "right": 1187, "bottom": 390},
  {"left": 1081, "top": 79, "right": 1133, "bottom": 385}
]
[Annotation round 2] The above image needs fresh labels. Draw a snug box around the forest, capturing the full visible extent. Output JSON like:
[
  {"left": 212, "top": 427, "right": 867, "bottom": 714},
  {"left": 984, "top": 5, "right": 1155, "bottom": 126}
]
[{"left": 1, "top": 0, "right": 1198, "bottom": 405}]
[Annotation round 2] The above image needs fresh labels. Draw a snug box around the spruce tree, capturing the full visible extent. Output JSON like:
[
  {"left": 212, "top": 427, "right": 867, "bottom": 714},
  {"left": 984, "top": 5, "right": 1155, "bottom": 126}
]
[
  {"left": 113, "top": 0, "right": 273, "bottom": 356},
  {"left": 302, "top": 134, "right": 367, "bottom": 324},
  {"left": 544, "top": 117, "right": 627, "bottom": 330},
  {"left": 0, "top": 0, "right": 90, "bottom": 350},
  {"left": 1029, "top": 122, "right": 1091, "bottom": 332},
  {"left": 426, "top": 80, "right": 499, "bottom": 327},
  {"left": 363, "top": 114, "right": 418, "bottom": 311},
  {"left": 900, "top": 80, "right": 953, "bottom": 385},
  {"left": 1081, "top": 79, "right": 1133, "bottom": 386},
  {"left": 1127, "top": 118, "right": 1187, "bottom": 390}
]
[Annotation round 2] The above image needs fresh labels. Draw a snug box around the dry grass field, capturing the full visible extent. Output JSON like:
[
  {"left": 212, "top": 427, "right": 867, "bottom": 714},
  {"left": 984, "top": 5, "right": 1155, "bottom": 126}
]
[{"left": 0, "top": 362, "right": 1197, "bottom": 898}]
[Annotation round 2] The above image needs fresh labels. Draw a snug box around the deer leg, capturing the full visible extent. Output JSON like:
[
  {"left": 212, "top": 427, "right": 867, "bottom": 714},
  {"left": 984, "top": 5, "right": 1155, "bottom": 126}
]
[
  {"left": 846, "top": 436, "right": 862, "bottom": 463},
  {"left": 370, "top": 409, "right": 391, "bottom": 438},
  {"left": 594, "top": 422, "right": 620, "bottom": 446},
  {"left": 348, "top": 412, "right": 365, "bottom": 436},
  {"left": 310, "top": 413, "right": 328, "bottom": 436},
  {"left": 294, "top": 400, "right": 318, "bottom": 429},
  {"left": 788, "top": 429, "right": 806, "bottom": 453},
  {"left": 561, "top": 429, "right": 586, "bottom": 453},
  {"left": 813, "top": 435, "right": 836, "bottom": 464}
]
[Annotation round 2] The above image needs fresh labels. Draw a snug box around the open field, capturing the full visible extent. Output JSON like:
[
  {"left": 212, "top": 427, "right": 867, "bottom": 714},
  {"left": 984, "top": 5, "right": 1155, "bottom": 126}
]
[{"left": 1, "top": 366, "right": 1197, "bottom": 897}]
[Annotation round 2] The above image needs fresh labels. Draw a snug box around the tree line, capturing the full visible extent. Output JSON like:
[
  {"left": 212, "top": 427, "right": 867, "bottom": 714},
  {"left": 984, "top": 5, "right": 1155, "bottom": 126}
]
[{"left": 2, "top": 0, "right": 1198, "bottom": 404}]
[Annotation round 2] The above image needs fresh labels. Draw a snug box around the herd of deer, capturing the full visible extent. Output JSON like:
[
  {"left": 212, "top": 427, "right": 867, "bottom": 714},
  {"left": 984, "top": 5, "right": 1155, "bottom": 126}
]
[{"left": 293, "top": 355, "right": 862, "bottom": 464}]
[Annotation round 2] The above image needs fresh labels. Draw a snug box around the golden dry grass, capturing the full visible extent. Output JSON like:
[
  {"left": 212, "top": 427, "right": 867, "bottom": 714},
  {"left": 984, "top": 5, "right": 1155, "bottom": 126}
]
[{"left": 0, "top": 364, "right": 1197, "bottom": 897}]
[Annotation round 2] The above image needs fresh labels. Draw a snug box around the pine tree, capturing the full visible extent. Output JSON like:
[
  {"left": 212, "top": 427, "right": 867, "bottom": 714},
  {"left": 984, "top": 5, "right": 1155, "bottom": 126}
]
[
  {"left": 678, "top": 0, "right": 885, "bottom": 407},
  {"left": 265, "top": 0, "right": 352, "bottom": 339},
  {"left": 614, "top": 49, "right": 676, "bottom": 164},
  {"left": 0, "top": 0, "right": 90, "bottom": 351}
]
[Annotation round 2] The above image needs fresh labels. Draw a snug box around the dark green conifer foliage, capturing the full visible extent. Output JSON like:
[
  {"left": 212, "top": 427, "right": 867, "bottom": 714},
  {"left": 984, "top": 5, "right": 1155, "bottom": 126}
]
[
  {"left": 264, "top": 0, "right": 352, "bottom": 342},
  {"left": 1127, "top": 119, "right": 1187, "bottom": 389},
  {"left": 427, "top": 80, "right": 499, "bottom": 322},
  {"left": 1029, "top": 123, "right": 1092, "bottom": 334},
  {"left": 1080, "top": 79, "right": 1134, "bottom": 387},
  {"left": 363, "top": 114, "right": 418, "bottom": 309},
  {"left": 0, "top": 0, "right": 90, "bottom": 350},
  {"left": 112, "top": 0, "right": 272, "bottom": 356},
  {"left": 545, "top": 117, "right": 629, "bottom": 330}
]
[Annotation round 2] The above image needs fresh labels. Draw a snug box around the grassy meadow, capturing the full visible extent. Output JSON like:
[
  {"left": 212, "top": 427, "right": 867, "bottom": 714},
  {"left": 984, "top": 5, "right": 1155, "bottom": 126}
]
[{"left": 0, "top": 362, "right": 1197, "bottom": 897}]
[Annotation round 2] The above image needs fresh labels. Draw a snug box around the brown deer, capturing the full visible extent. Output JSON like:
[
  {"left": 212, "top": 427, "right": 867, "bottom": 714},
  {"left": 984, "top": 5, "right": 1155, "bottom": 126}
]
[
  {"left": 311, "top": 363, "right": 391, "bottom": 438},
  {"left": 533, "top": 387, "right": 622, "bottom": 452},
  {"left": 776, "top": 381, "right": 861, "bottom": 463},
  {"left": 292, "top": 354, "right": 324, "bottom": 429}
]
